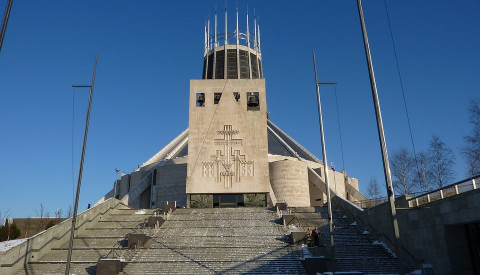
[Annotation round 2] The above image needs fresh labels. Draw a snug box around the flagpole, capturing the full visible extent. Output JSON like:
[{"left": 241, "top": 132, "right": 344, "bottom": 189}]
[{"left": 356, "top": 1, "right": 404, "bottom": 274}]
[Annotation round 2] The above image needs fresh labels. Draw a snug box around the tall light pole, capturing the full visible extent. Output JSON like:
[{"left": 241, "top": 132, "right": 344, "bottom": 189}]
[
  {"left": 0, "top": 0, "right": 13, "bottom": 53},
  {"left": 65, "top": 55, "right": 98, "bottom": 275},
  {"left": 312, "top": 51, "right": 337, "bottom": 268},
  {"left": 356, "top": 1, "right": 404, "bottom": 274}
]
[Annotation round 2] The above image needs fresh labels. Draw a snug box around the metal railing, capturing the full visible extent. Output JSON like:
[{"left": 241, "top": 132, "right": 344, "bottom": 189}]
[
  {"left": 407, "top": 175, "right": 479, "bottom": 207},
  {"left": 352, "top": 193, "right": 423, "bottom": 209},
  {"left": 352, "top": 197, "right": 389, "bottom": 209}
]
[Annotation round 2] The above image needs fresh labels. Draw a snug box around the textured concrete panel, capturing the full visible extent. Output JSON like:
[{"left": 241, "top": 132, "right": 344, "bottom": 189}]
[
  {"left": 270, "top": 160, "right": 310, "bottom": 207},
  {"left": 156, "top": 163, "right": 187, "bottom": 207},
  {"left": 187, "top": 79, "right": 270, "bottom": 194}
]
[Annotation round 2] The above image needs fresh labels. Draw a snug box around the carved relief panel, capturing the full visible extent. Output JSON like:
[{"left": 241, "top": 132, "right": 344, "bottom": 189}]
[{"left": 202, "top": 125, "right": 254, "bottom": 188}]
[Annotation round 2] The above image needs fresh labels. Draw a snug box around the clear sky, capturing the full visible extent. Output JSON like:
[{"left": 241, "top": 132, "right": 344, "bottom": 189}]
[{"left": 1, "top": 1, "right": 479, "bottom": 218}]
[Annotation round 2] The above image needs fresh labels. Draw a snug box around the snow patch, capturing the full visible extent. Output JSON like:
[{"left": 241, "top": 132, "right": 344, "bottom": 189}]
[
  {"left": 350, "top": 221, "right": 357, "bottom": 226},
  {"left": 342, "top": 215, "right": 348, "bottom": 218},
  {"left": 362, "top": 230, "right": 369, "bottom": 234},
  {"left": 135, "top": 210, "right": 146, "bottom": 214},
  {"left": 0, "top": 239, "right": 27, "bottom": 252}
]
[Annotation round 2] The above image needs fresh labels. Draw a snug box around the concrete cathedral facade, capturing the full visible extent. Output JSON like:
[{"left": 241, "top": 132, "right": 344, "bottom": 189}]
[{"left": 96, "top": 11, "right": 367, "bottom": 210}]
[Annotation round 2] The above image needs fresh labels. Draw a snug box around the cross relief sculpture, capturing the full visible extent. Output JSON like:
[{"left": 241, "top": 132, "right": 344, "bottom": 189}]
[{"left": 202, "top": 125, "right": 254, "bottom": 187}]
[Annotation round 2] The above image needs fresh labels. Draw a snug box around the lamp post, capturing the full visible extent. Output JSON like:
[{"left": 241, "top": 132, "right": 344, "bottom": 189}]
[
  {"left": 312, "top": 51, "right": 337, "bottom": 269},
  {"left": 65, "top": 55, "right": 98, "bottom": 275}
]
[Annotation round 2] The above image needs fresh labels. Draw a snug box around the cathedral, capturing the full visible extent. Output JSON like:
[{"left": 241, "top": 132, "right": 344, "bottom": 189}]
[{"left": 96, "top": 9, "right": 366, "bottom": 210}]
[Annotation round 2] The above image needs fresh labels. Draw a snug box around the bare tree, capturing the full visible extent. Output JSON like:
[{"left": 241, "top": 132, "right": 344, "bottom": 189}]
[
  {"left": 35, "top": 203, "right": 47, "bottom": 229},
  {"left": 54, "top": 209, "right": 62, "bottom": 218},
  {"left": 0, "top": 209, "right": 10, "bottom": 227},
  {"left": 414, "top": 152, "right": 433, "bottom": 192},
  {"left": 367, "top": 177, "right": 381, "bottom": 199},
  {"left": 463, "top": 99, "right": 480, "bottom": 176},
  {"left": 428, "top": 135, "right": 455, "bottom": 188},
  {"left": 24, "top": 217, "right": 31, "bottom": 238},
  {"left": 66, "top": 205, "right": 73, "bottom": 218},
  {"left": 390, "top": 147, "right": 416, "bottom": 194},
  {"left": 54, "top": 208, "right": 62, "bottom": 223}
]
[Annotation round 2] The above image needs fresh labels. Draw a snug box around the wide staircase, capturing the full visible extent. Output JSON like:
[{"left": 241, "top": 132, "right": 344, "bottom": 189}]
[
  {"left": 15, "top": 206, "right": 155, "bottom": 275},
  {"left": 11, "top": 204, "right": 412, "bottom": 274},
  {"left": 120, "top": 207, "right": 305, "bottom": 274},
  {"left": 290, "top": 206, "right": 411, "bottom": 274}
]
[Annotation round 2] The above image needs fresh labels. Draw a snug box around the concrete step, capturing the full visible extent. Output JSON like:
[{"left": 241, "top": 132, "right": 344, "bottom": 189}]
[
  {"left": 121, "top": 259, "right": 306, "bottom": 274},
  {"left": 16, "top": 262, "right": 97, "bottom": 275},
  {"left": 146, "top": 235, "right": 290, "bottom": 248},
  {"left": 166, "top": 217, "right": 280, "bottom": 227},
  {"left": 130, "top": 246, "right": 299, "bottom": 262},
  {"left": 91, "top": 220, "right": 147, "bottom": 229},
  {"left": 76, "top": 228, "right": 134, "bottom": 238},
  {"left": 155, "top": 226, "right": 286, "bottom": 237},
  {"left": 334, "top": 257, "right": 400, "bottom": 273},
  {"left": 36, "top": 249, "right": 114, "bottom": 262},
  {"left": 54, "top": 237, "right": 126, "bottom": 249}
]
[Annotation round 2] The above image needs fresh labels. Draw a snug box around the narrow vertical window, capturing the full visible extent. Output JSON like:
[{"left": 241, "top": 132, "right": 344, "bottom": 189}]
[
  {"left": 247, "top": 92, "right": 259, "bottom": 111},
  {"left": 214, "top": 93, "right": 222, "bottom": 104},
  {"left": 196, "top": 93, "right": 205, "bottom": 107},
  {"left": 233, "top": 92, "right": 240, "bottom": 102}
]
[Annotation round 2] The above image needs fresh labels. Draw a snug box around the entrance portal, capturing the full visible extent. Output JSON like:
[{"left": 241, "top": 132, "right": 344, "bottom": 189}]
[
  {"left": 189, "top": 193, "right": 267, "bottom": 208},
  {"left": 214, "top": 194, "right": 244, "bottom": 207}
]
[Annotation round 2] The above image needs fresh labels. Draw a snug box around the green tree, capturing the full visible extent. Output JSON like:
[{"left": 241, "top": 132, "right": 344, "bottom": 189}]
[
  {"left": 0, "top": 222, "right": 21, "bottom": 241},
  {"left": 45, "top": 220, "right": 57, "bottom": 230}
]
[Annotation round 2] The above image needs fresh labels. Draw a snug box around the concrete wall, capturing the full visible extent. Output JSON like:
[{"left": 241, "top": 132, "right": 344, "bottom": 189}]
[
  {"left": 118, "top": 174, "right": 131, "bottom": 198},
  {"left": 268, "top": 154, "right": 361, "bottom": 207},
  {"left": 0, "top": 199, "right": 124, "bottom": 275},
  {"left": 269, "top": 160, "right": 310, "bottom": 207},
  {"left": 333, "top": 188, "right": 480, "bottom": 274},
  {"left": 156, "top": 163, "right": 188, "bottom": 207}
]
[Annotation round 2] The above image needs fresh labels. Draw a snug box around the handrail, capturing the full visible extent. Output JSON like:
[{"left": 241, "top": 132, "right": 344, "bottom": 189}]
[
  {"left": 353, "top": 192, "right": 423, "bottom": 209},
  {"left": 100, "top": 216, "right": 150, "bottom": 261},
  {"left": 407, "top": 175, "right": 479, "bottom": 207}
]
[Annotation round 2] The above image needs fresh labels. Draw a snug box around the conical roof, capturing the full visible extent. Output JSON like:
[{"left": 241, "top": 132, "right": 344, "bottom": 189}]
[{"left": 139, "top": 120, "right": 322, "bottom": 169}]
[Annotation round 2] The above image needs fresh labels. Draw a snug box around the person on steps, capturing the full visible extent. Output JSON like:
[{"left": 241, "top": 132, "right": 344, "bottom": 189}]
[{"left": 312, "top": 226, "right": 320, "bottom": 246}]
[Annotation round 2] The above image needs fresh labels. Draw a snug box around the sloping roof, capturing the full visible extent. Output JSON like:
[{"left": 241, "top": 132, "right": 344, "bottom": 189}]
[{"left": 140, "top": 120, "right": 322, "bottom": 168}]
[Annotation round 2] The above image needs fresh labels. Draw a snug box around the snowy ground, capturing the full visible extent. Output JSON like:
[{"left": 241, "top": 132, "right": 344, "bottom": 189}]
[{"left": 0, "top": 238, "right": 27, "bottom": 252}]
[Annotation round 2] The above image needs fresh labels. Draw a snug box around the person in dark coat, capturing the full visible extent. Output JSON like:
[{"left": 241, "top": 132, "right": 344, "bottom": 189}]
[{"left": 312, "top": 226, "right": 320, "bottom": 246}]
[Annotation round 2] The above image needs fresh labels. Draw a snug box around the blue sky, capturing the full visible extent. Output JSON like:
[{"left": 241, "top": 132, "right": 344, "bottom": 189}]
[{"left": 1, "top": 1, "right": 479, "bottom": 218}]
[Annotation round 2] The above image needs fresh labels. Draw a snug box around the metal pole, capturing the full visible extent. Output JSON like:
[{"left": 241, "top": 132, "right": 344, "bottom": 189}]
[
  {"left": 65, "top": 55, "right": 97, "bottom": 275},
  {"left": 356, "top": 1, "right": 404, "bottom": 274},
  {"left": 0, "top": 0, "right": 13, "bottom": 53},
  {"left": 312, "top": 51, "right": 335, "bottom": 267}
]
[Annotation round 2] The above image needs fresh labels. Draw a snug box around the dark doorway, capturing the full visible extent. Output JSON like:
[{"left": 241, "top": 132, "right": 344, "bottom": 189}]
[
  {"left": 466, "top": 222, "right": 480, "bottom": 274},
  {"left": 213, "top": 194, "right": 244, "bottom": 208}
]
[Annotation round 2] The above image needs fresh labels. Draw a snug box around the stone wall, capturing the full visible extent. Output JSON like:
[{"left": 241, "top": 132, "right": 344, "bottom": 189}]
[
  {"left": 0, "top": 199, "right": 123, "bottom": 275},
  {"left": 156, "top": 163, "right": 188, "bottom": 207},
  {"left": 333, "top": 188, "right": 480, "bottom": 274},
  {"left": 269, "top": 159, "right": 310, "bottom": 207}
]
